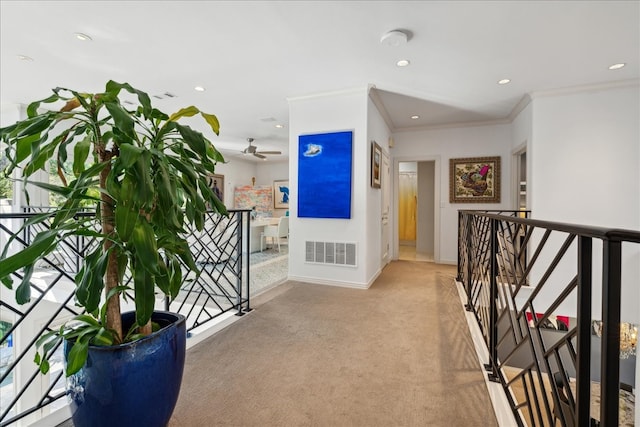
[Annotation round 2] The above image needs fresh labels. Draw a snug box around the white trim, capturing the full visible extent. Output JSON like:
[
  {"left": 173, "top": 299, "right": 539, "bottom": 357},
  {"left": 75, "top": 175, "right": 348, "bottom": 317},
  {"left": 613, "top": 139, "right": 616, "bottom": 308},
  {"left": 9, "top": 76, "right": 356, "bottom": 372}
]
[
  {"left": 369, "top": 87, "right": 396, "bottom": 131},
  {"left": 392, "top": 117, "right": 511, "bottom": 133},
  {"left": 455, "top": 280, "right": 519, "bottom": 427},
  {"left": 185, "top": 311, "right": 245, "bottom": 349},
  {"left": 530, "top": 78, "right": 639, "bottom": 100},
  {"left": 287, "top": 86, "right": 369, "bottom": 103},
  {"left": 27, "top": 406, "right": 72, "bottom": 427},
  {"left": 287, "top": 275, "right": 370, "bottom": 290},
  {"left": 511, "top": 143, "right": 527, "bottom": 211},
  {"left": 507, "top": 95, "right": 532, "bottom": 123}
]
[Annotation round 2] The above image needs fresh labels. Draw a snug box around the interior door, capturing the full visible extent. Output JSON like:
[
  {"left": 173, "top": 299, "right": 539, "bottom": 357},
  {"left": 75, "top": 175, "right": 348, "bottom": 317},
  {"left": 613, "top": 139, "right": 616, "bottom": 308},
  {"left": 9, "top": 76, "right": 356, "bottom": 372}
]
[{"left": 381, "top": 151, "right": 391, "bottom": 265}]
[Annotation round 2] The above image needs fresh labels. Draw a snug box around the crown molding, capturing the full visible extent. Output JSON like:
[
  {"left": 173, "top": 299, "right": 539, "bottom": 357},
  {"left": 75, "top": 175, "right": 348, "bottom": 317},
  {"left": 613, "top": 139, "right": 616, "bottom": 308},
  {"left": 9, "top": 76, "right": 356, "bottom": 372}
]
[
  {"left": 286, "top": 86, "right": 369, "bottom": 103},
  {"left": 529, "top": 78, "right": 640, "bottom": 100},
  {"left": 507, "top": 94, "right": 532, "bottom": 122},
  {"left": 392, "top": 117, "right": 511, "bottom": 133},
  {"left": 368, "top": 87, "right": 396, "bottom": 131}
]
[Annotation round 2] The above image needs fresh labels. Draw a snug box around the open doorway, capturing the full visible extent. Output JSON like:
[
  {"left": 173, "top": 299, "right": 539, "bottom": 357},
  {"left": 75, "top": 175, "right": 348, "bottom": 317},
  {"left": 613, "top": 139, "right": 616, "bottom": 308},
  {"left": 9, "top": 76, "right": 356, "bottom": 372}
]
[{"left": 398, "top": 161, "right": 435, "bottom": 262}]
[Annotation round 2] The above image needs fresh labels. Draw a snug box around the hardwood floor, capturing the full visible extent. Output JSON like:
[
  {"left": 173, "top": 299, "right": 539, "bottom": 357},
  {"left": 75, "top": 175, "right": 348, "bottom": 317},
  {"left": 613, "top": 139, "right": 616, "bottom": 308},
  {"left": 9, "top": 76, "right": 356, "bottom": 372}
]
[{"left": 398, "top": 243, "right": 433, "bottom": 262}]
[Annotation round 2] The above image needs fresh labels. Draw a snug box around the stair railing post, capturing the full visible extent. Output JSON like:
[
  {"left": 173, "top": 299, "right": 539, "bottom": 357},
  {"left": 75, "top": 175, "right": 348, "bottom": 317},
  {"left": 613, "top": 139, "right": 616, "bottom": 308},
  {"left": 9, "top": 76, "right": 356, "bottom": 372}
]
[
  {"left": 457, "top": 211, "right": 463, "bottom": 282},
  {"left": 575, "top": 236, "right": 592, "bottom": 427},
  {"left": 235, "top": 210, "right": 246, "bottom": 316},
  {"left": 466, "top": 214, "right": 473, "bottom": 301},
  {"left": 600, "top": 238, "right": 622, "bottom": 426},
  {"left": 486, "top": 217, "right": 499, "bottom": 382}
]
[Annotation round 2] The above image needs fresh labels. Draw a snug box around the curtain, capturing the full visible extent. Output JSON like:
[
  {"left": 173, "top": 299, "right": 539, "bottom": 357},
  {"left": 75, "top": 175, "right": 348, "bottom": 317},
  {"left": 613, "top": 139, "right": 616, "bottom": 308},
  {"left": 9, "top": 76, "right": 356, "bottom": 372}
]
[{"left": 398, "top": 172, "right": 417, "bottom": 241}]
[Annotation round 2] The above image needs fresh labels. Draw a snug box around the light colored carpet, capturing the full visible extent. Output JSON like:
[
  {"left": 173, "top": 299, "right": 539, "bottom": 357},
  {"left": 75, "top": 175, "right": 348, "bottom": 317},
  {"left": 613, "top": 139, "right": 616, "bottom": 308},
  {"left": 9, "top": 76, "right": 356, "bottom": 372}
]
[{"left": 168, "top": 261, "right": 498, "bottom": 427}]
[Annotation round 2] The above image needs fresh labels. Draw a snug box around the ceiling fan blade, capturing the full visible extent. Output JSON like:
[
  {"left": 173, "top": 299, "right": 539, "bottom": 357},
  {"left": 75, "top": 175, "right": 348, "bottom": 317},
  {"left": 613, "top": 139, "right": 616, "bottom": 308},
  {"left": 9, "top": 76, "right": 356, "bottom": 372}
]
[
  {"left": 253, "top": 153, "right": 266, "bottom": 159},
  {"left": 256, "top": 151, "right": 282, "bottom": 155}
]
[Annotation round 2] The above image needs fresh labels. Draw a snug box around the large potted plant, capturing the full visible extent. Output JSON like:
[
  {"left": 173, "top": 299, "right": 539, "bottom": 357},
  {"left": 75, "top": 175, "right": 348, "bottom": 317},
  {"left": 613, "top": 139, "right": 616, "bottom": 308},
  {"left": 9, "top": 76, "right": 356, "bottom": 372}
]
[{"left": 0, "top": 81, "right": 227, "bottom": 426}]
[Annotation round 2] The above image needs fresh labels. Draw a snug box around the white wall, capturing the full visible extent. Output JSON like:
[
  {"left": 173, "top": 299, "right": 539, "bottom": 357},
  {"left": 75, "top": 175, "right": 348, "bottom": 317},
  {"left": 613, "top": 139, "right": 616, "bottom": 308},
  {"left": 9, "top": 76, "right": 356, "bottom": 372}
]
[
  {"left": 1, "top": 105, "right": 26, "bottom": 211},
  {"left": 288, "top": 87, "right": 379, "bottom": 288},
  {"left": 366, "top": 96, "right": 392, "bottom": 280},
  {"left": 391, "top": 124, "right": 513, "bottom": 263},
  {"left": 511, "top": 101, "right": 532, "bottom": 209},
  {"left": 529, "top": 83, "right": 640, "bottom": 323},
  {"left": 0, "top": 104, "right": 21, "bottom": 127},
  {"left": 530, "top": 84, "right": 639, "bottom": 229},
  {"left": 213, "top": 157, "right": 258, "bottom": 208}
]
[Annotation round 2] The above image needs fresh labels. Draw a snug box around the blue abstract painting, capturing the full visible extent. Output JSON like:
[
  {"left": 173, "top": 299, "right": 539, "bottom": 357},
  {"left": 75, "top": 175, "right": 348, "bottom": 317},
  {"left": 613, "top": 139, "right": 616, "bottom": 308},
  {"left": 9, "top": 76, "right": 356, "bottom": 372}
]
[{"left": 298, "top": 131, "right": 352, "bottom": 219}]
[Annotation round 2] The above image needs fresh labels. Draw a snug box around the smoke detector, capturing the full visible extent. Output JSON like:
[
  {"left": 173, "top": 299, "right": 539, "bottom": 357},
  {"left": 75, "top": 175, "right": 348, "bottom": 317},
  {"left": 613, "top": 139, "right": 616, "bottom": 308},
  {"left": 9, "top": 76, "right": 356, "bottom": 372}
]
[{"left": 380, "top": 30, "right": 408, "bottom": 47}]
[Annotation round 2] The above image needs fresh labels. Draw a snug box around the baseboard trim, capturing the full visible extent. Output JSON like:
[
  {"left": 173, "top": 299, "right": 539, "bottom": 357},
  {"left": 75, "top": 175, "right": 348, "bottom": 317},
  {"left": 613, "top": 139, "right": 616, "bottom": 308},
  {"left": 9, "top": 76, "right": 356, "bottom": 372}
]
[{"left": 288, "top": 275, "right": 369, "bottom": 289}]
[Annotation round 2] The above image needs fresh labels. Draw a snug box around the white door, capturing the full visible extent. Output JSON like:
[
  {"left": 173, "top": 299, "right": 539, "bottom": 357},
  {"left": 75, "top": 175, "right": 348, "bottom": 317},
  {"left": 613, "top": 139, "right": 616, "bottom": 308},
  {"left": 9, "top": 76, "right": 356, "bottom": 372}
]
[{"left": 381, "top": 151, "right": 391, "bottom": 265}]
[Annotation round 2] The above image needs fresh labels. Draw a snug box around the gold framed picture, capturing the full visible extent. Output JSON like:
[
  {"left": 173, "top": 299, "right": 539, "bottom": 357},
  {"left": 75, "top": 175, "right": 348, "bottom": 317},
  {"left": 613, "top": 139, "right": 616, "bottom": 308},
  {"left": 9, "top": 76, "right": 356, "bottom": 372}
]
[{"left": 449, "top": 156, "right": 500, "bottom": 203}]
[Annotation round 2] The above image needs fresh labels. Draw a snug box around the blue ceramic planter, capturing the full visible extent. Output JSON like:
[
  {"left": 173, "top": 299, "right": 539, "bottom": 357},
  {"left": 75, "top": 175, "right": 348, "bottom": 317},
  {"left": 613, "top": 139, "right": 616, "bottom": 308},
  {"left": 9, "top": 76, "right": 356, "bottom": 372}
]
[{"left": 65, "top": 311, "right": 186, "bottom": 427}]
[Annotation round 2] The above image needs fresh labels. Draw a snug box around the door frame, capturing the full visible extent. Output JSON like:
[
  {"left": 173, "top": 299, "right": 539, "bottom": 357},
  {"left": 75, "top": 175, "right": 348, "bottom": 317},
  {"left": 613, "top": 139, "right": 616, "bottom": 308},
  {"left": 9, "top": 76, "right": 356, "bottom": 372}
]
[
  {"left": 381, "top": 150, "right": 391, "bottom": 266},
  {"left": 512, "top": 141, "right": 527, "bottom": 210},
  {"left": 392, "top": 155, "right": 441, "bottom": 263}
]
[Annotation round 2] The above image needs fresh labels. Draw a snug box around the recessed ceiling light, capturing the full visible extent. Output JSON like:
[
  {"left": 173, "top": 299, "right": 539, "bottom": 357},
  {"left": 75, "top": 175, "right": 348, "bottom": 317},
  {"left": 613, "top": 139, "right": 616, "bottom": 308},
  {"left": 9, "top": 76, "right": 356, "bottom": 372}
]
[
  {"left": 396, "top": 59, "right": 410, "bottom": 67},
  {"left": 497, "top": 79, "right": 511, "bottom": 85},
  {"left": 608, "top": 63, "right": 626, "bottom": 70},
  {"left": 17, "top": 55, "right": 33, "bottom": 61},
  {"left": 275, "top": 124, "right": 284, "bottom": 129},
  {"left": 410, "top": 115, "right": 420, "bottom": 120},
  {"left": 74, "top": 32, "right": 92, "bottom": 41},
  {"left": 194, "top": 86, "right": 206, "bottom": 92}
]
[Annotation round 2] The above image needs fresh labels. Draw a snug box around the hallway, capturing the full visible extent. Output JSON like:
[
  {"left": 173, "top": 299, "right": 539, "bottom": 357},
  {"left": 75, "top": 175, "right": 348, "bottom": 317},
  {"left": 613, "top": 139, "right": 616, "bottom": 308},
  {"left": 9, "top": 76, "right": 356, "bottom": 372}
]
[
  {"left": 168, "top": 261, "right": 497, "bottom": 426},
  {"left": 398, "top": 244, "right": 434, "bottom": 262}
]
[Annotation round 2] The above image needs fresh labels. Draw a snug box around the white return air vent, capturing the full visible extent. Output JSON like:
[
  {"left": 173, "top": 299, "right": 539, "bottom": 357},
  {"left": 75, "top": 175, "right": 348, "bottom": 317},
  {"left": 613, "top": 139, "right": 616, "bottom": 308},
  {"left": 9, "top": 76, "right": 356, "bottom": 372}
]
[{"left": 305, "top": 241, "right": 357, "bottom": 267}]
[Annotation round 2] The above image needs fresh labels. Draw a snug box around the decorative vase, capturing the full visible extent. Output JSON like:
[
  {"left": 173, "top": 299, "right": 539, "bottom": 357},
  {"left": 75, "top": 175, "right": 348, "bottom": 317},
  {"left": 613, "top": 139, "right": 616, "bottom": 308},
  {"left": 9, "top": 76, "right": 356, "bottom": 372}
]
[{"left": 65, "top": 311, "right": 187, "bottom": 427}]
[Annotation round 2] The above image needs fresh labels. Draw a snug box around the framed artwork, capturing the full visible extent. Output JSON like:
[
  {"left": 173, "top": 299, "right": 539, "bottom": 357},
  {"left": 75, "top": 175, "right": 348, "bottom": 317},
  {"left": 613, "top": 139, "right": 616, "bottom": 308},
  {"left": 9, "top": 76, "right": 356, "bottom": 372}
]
[
  {"left": 298, "top": 130, "right": 353, "bottom": 219},
  {"left": 449, "top": 156, "right": 501, "bottom": 203},
  {"left": 371, "top": 141, "right": 381, "bottom": 189},
  {"left": 273, "top": 180, "right": 289, "bottom": 209},
  {"left": 208, "top": 173, "right": 224, "bottom": 203}
]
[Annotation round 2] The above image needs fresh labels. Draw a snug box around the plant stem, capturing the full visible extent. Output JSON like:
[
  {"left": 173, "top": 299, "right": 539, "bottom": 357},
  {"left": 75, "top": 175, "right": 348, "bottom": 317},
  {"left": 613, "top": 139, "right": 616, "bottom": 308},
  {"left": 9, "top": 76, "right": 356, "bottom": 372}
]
[
  {"left": 95, "top": 111, "right": 123, "bottom": 343},
  {"left": 101, "top": 178, "right": 123, "bottom": 342}
]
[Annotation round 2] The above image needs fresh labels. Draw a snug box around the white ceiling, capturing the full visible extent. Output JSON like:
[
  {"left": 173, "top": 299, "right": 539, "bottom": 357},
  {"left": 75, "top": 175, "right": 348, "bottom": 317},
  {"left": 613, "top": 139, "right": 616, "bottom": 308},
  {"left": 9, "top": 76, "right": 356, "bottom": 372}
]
[{"left": 1, "top": 1, "right": 638, "bottom": 162}]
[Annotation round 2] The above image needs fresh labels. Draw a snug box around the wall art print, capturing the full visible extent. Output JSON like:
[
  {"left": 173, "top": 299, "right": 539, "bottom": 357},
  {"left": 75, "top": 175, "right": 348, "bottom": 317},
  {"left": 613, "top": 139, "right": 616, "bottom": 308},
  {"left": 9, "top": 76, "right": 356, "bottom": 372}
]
[
  {"left": 207, "top": 174, "right": 224, "bottom": 204},
  {"left": 233, "top": 185, "right": 272, "bottom": 216},
  {"left": 273, "top": 180, "right": 289, "bottom": 209},
  {"left": 449, "top": 156, "right": 501, "bottom": 203},
  {"left": 371, "top": 140, "right": 381, "bottom": 189},
  {"left": 298, "top": 130, "right": 353, "bottom": 219}
]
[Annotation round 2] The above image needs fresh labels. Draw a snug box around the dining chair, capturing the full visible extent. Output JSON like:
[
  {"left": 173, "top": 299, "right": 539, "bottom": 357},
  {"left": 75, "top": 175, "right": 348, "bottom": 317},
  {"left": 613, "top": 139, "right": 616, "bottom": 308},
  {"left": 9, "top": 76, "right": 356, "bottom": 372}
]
[{"left": 261, "top": 216, "right": 289, "bottom": 252}]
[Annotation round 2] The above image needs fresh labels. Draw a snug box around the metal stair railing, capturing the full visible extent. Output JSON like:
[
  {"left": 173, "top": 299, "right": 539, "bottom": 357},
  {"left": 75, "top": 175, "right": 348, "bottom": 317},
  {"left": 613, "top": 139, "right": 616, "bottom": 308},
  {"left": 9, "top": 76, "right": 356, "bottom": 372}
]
[
  {"left": 0, "top": 208, "right": 251, "bottom": 427},
  {"left": 457, "top": 210, "right": 640, "bottom": 427}
]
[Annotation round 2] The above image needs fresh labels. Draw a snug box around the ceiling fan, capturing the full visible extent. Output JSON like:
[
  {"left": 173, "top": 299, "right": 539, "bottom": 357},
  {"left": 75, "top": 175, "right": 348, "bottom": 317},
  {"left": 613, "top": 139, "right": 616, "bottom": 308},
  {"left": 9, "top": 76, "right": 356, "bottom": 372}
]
[{"left": 242, "top": 138, "right": 281, "bottom": 159}]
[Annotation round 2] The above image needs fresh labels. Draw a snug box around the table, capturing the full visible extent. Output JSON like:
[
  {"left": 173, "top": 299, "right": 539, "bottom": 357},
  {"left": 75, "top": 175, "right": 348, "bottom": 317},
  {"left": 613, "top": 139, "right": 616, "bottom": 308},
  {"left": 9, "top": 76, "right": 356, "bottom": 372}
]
[{"left": 249, "top": 218, "right": 279, "bottom": 252}]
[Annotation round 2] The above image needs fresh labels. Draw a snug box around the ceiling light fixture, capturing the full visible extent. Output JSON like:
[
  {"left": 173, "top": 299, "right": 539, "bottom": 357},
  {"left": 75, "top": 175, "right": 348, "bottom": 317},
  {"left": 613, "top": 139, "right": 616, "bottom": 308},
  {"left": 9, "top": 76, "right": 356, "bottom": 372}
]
[
  {"left": 396, "top": 59, "right": 410, "bottom": 67},
  {"left": 608, "top": 63, "right": 626, "bottom": 70},
  {"left": 17, "top": 55, "right": 33, "bottom": 61},
  {"left": 194, "top": 86, "right": 206, "bottom": 92},
  {"left": 410, "top": 115, "right": 420, "bottom": 120},
  {"left": 498, "top": 79, "right": 511, "bottom": 85},
  {"left": 74, "top": 32, "right": 92, "bottom": 41},
  {"left": 275, "top": 124, "right": 284, "bottom": 129},
  {"left": 380, "top": 30, "right": 408, "bottom": 47}
]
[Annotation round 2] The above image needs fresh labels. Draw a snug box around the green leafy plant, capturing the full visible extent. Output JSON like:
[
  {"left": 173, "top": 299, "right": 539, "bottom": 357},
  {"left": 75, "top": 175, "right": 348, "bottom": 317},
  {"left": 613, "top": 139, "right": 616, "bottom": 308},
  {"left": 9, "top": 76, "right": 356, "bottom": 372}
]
[{"left": 0, "top": 81, "right": 227, "bottom": 374}]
